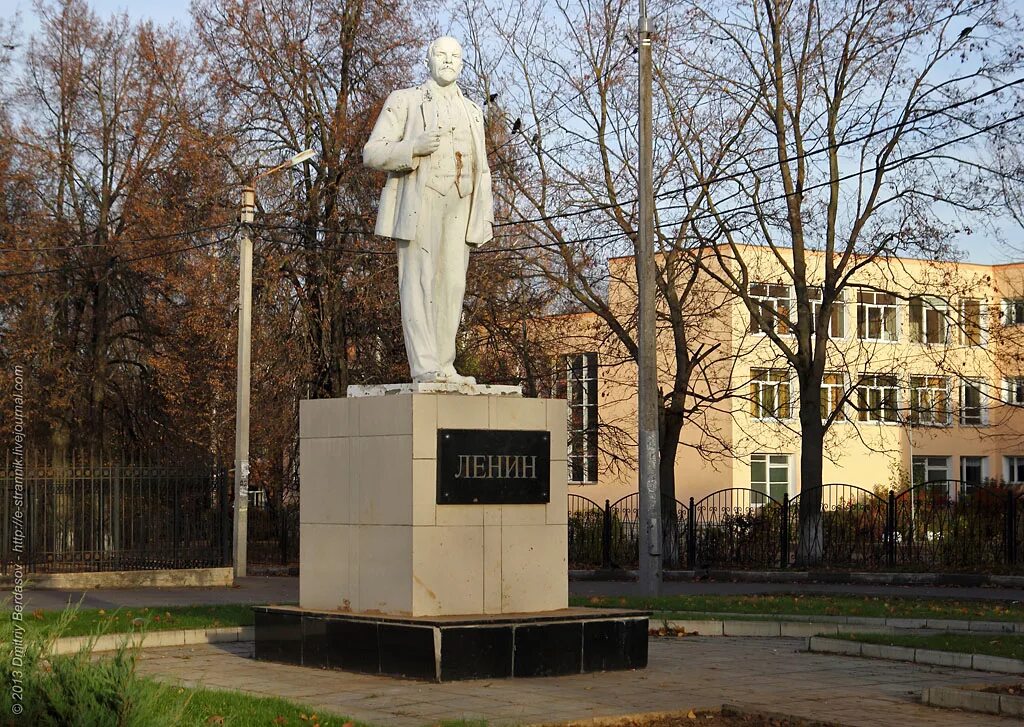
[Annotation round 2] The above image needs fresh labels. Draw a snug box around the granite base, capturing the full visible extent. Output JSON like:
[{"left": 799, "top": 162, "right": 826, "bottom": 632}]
[{"left": 253, "top": 606, "right": 649, "bottom": 681}]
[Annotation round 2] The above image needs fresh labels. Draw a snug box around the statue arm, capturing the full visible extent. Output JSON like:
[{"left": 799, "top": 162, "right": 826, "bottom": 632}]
[{"left": 363, "top": 92, "right": 417, "bottom": 173}]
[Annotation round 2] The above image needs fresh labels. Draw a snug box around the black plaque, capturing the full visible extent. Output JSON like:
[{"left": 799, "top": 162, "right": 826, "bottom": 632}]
[{"left": 437, "top": 429, "right": 550, "bottom": 504}]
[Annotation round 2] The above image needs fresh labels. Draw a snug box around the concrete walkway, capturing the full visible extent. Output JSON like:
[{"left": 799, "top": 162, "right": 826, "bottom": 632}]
[
  {"left": 25, "top": 575, "right": 1024, "bottom": 611},
  {"left": 134, "top": 636, "right": 1018, "bottom": 726}
]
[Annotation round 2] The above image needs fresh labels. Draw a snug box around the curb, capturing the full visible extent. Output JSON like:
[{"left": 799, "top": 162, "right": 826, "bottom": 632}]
[
  {"left": 923, "top": 685, "right": 1024, "bottom": 717},
  {"left": 47, "top": 626, "right": 254, "bottom": 656},
  {"left": 570, "top": 569, "right": 1024, "bottom": 587},
  {"left": 807, "top": 636, "right": 1024, "bottom": 674},
  {"left": 659, "top": 610, "right": 1019, "bottom": 634},
  {"left": 655, "top": 614, "right": 1024, "bottom": 637}
]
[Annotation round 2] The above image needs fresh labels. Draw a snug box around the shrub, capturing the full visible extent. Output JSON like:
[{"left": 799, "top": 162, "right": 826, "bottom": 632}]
[{"left": 0, "top": 604, "right": 179, "bottom": 726}]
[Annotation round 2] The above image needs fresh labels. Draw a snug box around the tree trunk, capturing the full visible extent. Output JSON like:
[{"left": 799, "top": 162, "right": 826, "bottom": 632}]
[
  {"left": 659, "top": 406, "right": 685, "bottom": 568},
  {"left": 795, "top": 387, "right": 825, "bottom": 566}
]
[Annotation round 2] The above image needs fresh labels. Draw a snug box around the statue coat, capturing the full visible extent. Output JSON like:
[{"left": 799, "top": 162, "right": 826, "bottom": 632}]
[{"left": 363, "top": 82, "right": 495, "bottom": 246}]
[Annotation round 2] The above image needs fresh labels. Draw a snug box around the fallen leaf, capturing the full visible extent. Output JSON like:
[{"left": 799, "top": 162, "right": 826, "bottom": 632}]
[
  {"left": 206, "top": 717, "right": 225, "bottom": 725},
  {"left": 687, "top": 710, "right": 697, "bottom": 720},
  {"left": 273, "top": 718, "right": 287, "bottom": 725}
]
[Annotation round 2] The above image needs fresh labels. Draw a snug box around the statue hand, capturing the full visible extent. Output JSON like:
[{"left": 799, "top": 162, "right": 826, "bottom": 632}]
[{"left": 412, "top": 131, "right": 441, "bottom": 156}]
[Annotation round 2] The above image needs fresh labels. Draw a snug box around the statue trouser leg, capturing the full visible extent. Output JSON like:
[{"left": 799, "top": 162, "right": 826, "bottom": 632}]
[
  {"left": 434, "top": 191, "right": 472, "bottom": 376},
  {"left": 397, "top": 187, "right": 471, "bottom": 380}
]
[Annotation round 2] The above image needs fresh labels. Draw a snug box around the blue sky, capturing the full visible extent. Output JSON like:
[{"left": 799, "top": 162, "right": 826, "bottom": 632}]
[
  {"left": 3, "top": 0, "right": 191, "bottom": 28},
  {"left": 1, "top": 0, "right": 1020, "bottom": 263}
]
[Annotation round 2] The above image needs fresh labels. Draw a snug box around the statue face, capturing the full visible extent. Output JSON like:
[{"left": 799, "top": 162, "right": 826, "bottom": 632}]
[{"left": 428, "top": 37, "right": 463, "bottom": 87}]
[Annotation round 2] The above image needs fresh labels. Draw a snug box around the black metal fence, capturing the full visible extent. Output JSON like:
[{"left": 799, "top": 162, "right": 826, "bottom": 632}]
[
  {"left": 248, "top": 500, "right": 299, "bottom": 570},
  {"left": 570, "top": 481, "right": 1023, "bottom": 572},
  {"left": 0, "top": 451, "right": 230, "bottom": 574},
  {"left": 5, "top": 456, "right": 1017, "bottom": 576}
]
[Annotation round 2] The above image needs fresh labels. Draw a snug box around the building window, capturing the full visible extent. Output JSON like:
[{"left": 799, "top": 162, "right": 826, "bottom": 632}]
[
  {"left": 1003, "top": 298, "right": 1024, "bottom": 325},
  {"left": 750, "top": 368, "right": 792, "bottom": 419},
  {"left": 751, "top": 454, "right": 789, "bottom": 504},
  {"left": 821, "top": 372, "right": 846, "bottom": 421},
  {"left": 909, "top": 296, "right": 947, "bottom": 344},
  {"left": 960, "top": 380, "right": 987, "bottom": 426},
  {"left": 749, "top": 283, "right": 791, "bottom": 335},
  {"left": 856, "top": 289, "right": 898, "bottom": 341},
  {"left": 909, "top": 375, "right": 950, "bottom": 426},
  {"left": 1004, "top": 377, "right": 1024, "bottom": 405},
  {"left": 1005, "top": 456, "right": 1024, "bottom": 484},
  {"left": 960, "top": 456, "right": 988, "bottom": 492},
  {"left": 560, "top": 353, "right": 598, "bottom": 484},
  {"left": 960, "top": 299, "right": 986, "bottom": 345},
  {"left": 809, "top": 287, "right": 845, "bottom": 337},
  {"left": 855, "top": 374, "right": 899, "bottom": 422},
  {"left": 913, "top": 455, "right": 951, "bottom": 494}
]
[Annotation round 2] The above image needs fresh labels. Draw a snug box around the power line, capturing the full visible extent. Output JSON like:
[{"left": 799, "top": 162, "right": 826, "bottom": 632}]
[
  {"left": 2, "top": 81, "right": 1018, "bottom": 275},
  {"left": 492, "top": 1, "right": 991, "bottom": 171},
  {"left": 0, "top": 224, "right": 237, "bottom": 278},
  {"left": 493, "top": 75, "right": 1024, "bottom": 229}
]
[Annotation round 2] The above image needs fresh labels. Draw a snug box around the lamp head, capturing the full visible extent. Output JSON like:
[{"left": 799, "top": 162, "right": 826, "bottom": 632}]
[{"left": 287, "top": 149, "right": 317, "bottom": 167}]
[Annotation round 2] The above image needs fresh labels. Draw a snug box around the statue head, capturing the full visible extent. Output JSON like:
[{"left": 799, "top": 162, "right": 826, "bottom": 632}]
[{"left": 427, "top": 36, "right": 463, "bottom": 87}]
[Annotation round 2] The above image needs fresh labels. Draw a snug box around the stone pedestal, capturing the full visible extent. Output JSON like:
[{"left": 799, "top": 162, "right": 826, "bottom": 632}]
[
  {"left": 255, "top": 388, "right": 649, "bottom": 680},
  {"left": 296, "top": 392, "right": 568, "bottom": 616}
]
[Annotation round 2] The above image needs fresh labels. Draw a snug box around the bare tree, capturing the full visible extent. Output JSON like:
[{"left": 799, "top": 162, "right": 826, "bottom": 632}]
[
  {"left": 659, "top": 0, "right": 1023, "bottom": 561},
  {"left": 2, "top": 0, "right": 230, "bottom": 452},
  {"left": 456, "top": 0, "right": 752, "bottom": 561},
  {"left": 459, "top": 0, "right": 1024, "bottom": 563}
]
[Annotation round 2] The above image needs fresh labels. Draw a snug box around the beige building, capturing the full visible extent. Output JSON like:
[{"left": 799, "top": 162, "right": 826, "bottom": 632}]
[{"left": 548, "top": 246, "right": 1024, "bottom": 506}]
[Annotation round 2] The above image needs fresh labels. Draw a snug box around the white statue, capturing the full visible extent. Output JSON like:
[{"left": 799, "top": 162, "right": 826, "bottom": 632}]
[{"left": 363, "top": 36, "right": 494, "bottom": 385}]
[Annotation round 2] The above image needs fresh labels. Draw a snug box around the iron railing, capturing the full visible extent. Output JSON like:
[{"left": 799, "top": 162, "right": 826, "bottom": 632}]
[
  {"left": 0, "top": 451, "right": 230, "bottom": 574},
  {"left": 607, "top": 493, "right": 689, "bottom": 569},
  {"left": 247, "top": 500, "right": 299, "bottom": 569},
  {"left": 569, "top": 481, "right": 1024, "bottom": 572}
]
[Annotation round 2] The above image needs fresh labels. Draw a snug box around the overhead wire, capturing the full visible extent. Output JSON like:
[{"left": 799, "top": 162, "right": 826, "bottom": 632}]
[
  {"left": 1, "top": 74, "right": 1020, "bottom": 273},
  {"left": 0, "top": 223, "right": 237, "bottom": 278}
]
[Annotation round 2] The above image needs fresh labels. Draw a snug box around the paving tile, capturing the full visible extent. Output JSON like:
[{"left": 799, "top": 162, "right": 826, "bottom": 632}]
[{"left": 131, "top": 638, "right": 1022, "bottom": 726}]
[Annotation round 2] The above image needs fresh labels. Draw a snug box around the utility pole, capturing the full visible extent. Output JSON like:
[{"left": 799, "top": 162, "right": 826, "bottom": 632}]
[
  {"left": 637, "top": 1, "right": 662, "bottom": 595},
  {"left": 233, "top": 185, "right": 256, "bottom": 579}
]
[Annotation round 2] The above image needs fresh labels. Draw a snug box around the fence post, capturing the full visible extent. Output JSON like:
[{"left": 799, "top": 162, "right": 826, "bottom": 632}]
[
  {"left": 2, "top": 450, "right": 8, "bottom": 577},
  {"left": 601, "top": 499, "right": 612, "bottom": 569},
  {"left": 112, "top": 458, "right": 122, "bottom": 570},
  {"left": 172, "top": 472, "right": 181, "bottom": 567},
  {"left": 780, "top": 494, "right": 790, "bottom": 569},
  {"left": 887, "top": 489, "right": 896, "bottom": 567},
  {"left": 687, "top": 497, "right": 695, "bottom": 569},
  {"left": 1007, "top": 490, "right": 1017, "bottom": 567},
  {"left": 220, "top": 464, "right": 231, "bottom": 567}
]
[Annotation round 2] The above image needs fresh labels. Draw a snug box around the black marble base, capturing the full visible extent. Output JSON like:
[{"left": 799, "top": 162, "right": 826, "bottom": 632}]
[{"left": 253, "top": 606, "right": 649, "bottom": 681}]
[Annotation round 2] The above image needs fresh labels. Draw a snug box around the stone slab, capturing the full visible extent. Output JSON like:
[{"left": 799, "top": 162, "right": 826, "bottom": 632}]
[
  {"left": 347, "top": 383, "right": 522, "bottom": 397},
  {"left": 253, "top": 606, "right": 649, "bottom": 681},
  {"left": 20, "top": 567, "right": 232, "bottom": 590}
]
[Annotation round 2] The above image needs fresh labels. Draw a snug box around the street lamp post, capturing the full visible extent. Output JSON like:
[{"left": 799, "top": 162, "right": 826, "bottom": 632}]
[
  {"left": 233, "top": 148, "right": 317, "bottom": 580},
  {"left": 637, "top": 0, "right": 663, "bottom": 596}
]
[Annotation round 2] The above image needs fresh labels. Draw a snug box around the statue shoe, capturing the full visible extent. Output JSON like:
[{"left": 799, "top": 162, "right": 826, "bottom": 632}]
[
  {"left": 412, "top": 371, "right": 446, "bottom": 384},
  {"left": 443, "top": 371, "right": 477, "bottom": 386}
]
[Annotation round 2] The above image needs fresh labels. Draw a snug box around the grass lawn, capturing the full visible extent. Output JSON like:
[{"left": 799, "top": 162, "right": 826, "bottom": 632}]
[
  {"left": 21, "top": 604, "right": 256, "bottom": 638},
  {"left": 571, "top": 594, "right": 1024, "bottom": 622},
  {"left": 151, "top": 680, "right": 489, "bottom": 726},
  {"left": 831, "top": 631, "right": 1024, "bottom": 661},
  {"left": 150, "top": 680, "right": 358, "bottom": 727}
]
